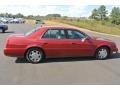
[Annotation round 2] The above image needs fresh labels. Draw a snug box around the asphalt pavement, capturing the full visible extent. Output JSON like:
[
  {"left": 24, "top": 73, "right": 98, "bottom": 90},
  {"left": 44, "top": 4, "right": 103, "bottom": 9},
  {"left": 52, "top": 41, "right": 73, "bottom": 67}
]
[{"left": 0, "top": 24, "right": 120, "bottom": 85}]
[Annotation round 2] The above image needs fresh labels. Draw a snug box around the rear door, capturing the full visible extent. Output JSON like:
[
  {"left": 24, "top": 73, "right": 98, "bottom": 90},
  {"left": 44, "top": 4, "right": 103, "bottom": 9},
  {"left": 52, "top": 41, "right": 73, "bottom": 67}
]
[{"left": 41, "top": 29, "right": 69, "bottom": 57}]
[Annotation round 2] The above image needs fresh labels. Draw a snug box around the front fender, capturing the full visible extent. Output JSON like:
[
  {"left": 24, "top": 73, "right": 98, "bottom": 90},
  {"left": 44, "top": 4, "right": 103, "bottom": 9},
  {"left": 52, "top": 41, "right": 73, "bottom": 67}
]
[{"left": 95, "top": 43, "right": 112, "bottom": 53}]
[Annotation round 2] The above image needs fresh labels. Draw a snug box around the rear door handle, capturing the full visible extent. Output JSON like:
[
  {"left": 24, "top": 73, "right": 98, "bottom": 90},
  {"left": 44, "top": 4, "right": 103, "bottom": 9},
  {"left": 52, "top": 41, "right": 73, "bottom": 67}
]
[
  {"left": 43, "top": 43, "right": 48, "bottom": 45},
  {"left": 72, "top": 42, "right": 78, "bottom": 44}
]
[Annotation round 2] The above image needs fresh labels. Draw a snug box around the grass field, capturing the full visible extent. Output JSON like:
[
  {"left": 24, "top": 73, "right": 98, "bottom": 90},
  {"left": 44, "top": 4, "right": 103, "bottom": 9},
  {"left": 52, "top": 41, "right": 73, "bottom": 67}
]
[
  {"left": 48, "top": 19, "right": 120, "bottom": 36},
  {"left": 25, "top": 19, "right": 36, "bottom": 24}
]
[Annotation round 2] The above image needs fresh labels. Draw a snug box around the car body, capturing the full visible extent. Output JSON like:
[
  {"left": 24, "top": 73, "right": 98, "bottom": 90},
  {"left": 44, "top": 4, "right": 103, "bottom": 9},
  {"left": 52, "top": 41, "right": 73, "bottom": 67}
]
[
  {"left": 12, "top": 19, "right": 20, "bottom": 23},
  {"left": 17, "top": 18, "right": 25, "bottom": 23},
  {"left": 0, "top": 23, "right": 8, "bottom": 33},
  {"left": 0, "top": 17, "right": 25, "bottom": 24},
  {"left": 7, "top": 18, "right": 14, "bottom": 23},
  {"left": 4, "top": 26, "right": 118, "bottom": 63},
  {"left": 36, "top": 20, "right": 45, "bottom": 24},
  {"left": 0, "top": 18, "right": 9, "bottom": 23},
  {"left": 11, "top": 18, "right": 25, "bottom": 24}
]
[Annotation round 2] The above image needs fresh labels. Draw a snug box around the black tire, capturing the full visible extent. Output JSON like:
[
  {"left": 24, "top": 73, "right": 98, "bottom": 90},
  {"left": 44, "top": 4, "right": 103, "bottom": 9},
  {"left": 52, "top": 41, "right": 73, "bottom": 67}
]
[
  {"left": 2, "top": 29, "right": 5, "bottom": 33},
  {"left": 25, "top": 48, "right": 43, "bottom": 64},
  {"left": 95, "top": 47, "right": 110, "bottom": 60}
]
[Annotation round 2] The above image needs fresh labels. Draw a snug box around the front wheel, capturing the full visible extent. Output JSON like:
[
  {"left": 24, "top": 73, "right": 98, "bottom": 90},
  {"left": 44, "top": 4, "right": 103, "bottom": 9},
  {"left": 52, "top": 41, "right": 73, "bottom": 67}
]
[
  {"left": 25, "top": 48, "right": 43, "bottom": 63},
  {"left": 95, "top": 47, "right": 110, "bottom": 60}
]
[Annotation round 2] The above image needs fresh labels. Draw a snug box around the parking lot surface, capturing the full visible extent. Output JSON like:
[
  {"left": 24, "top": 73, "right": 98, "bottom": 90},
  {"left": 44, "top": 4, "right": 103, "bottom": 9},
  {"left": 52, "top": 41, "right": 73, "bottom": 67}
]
[{"left": 0, "top": 24, "right": 120, "bottom": 84}]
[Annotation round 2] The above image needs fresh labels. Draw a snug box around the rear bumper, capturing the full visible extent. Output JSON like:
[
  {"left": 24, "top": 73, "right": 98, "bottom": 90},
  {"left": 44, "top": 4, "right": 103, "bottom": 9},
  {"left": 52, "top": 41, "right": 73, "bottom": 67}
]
[
  {"left": 4, "top": 48, "right": 25, "bottom": 57},
  {"left": 4, "top": 26, "right": 8, "bottom": 30}
]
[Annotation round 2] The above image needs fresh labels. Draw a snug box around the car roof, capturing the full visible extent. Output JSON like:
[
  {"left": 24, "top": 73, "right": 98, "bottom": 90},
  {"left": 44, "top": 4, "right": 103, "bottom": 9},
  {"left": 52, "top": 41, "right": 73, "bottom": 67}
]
[{"left": 40, "top": 25, "right": 77, "bottom": 30}]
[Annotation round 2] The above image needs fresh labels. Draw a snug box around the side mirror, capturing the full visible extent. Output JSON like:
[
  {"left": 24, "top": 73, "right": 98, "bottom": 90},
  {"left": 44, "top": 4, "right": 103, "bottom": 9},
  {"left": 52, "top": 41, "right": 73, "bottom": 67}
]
[
  {"left": 82, "top": 36, "right": 90, "bottom": 42},
  {"left": 86, "top": 36, "right": 90, "bottom": 40}
]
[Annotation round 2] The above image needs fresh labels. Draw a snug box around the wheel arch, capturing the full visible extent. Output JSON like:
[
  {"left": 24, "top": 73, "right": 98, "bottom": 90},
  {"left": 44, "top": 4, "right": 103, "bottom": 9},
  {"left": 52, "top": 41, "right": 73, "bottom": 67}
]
[
  {"left": 24, "top": 46, "right": 46, "bottom": 58},
  {"left": 95, "top": 45, "right": 111, "bottom": 56}
]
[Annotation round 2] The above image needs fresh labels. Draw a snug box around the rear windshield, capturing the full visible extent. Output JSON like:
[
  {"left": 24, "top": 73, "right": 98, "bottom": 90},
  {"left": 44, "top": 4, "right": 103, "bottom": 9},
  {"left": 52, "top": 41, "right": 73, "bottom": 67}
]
[{"left": 25, "top": 27, "right": 40, "bottom": 36}]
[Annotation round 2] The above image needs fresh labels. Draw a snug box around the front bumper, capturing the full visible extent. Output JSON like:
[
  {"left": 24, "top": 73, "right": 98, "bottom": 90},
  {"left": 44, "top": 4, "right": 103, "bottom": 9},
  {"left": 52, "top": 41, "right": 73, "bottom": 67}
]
[
  {"left": 0, "top": 25, "right": 8, "bottom": 30},
  {"left": 111, "top": 47, "right": 118, "bottom": 54}
]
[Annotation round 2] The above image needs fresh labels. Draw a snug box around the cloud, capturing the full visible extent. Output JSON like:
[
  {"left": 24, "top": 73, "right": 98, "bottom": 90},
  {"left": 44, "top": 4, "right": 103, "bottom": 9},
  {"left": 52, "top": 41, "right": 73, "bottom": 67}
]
[
  {"left": 0, "top": 0, "right": 75, "bottom": 5},
  {"left": 0, "top": 5, "right": 114, "bottom": 17},
  {"left": 1, "top": 0, "right": 120, "bottom": 5},
  {"left": 38, "top": 5, "right": 88, "bottom": 17},
  {"left": 68, "top": 5, "right": 89, "bottom": 17},
  {"left": 0, "top": 5, "right": 89, "bottom": 17}
]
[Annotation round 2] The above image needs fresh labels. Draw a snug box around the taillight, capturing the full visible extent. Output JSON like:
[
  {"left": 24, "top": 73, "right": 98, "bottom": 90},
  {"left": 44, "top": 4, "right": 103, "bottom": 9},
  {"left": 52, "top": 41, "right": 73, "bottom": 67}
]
[{"left": 5, "top": 38, "right": 10, "bottom": 47}]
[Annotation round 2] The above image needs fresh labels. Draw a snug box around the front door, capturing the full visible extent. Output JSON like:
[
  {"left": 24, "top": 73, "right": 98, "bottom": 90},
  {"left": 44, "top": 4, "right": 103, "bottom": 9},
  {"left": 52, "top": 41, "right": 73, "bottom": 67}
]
[{"left": 64, "top": 29, "right": 94, "bottom": 57}]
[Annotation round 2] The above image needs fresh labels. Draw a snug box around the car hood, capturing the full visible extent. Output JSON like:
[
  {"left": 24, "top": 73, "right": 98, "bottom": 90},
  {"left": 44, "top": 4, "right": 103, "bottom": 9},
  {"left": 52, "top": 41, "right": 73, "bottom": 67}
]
[{"left": 91, "top": 36, "right": 113, "bottom": 43}]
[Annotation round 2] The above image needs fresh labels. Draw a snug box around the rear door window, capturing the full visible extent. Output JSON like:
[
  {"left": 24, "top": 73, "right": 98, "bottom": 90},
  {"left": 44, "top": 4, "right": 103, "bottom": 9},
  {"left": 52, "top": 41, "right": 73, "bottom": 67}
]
[{"left": 42, "top": 29, "right": 66, "bottom": 39}]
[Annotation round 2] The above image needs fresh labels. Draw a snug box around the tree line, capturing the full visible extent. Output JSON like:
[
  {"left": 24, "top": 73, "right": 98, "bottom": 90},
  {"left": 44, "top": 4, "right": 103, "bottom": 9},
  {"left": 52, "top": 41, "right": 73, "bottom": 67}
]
[
  {"left": 0, "top": 13, "right": 24, "bottom": 18},
  {"left": 90, "top": 5, "right": 120, "bottom": 25},
  {"left": 0, "top": 13, "right": 61, "bottom": 19}
]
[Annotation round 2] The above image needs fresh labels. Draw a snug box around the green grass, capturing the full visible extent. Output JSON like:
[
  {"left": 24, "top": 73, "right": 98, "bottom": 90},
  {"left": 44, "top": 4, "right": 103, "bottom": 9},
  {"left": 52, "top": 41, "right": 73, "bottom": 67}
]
[{"left": 51, "top": 19, "right": 120, "bottom": 36}]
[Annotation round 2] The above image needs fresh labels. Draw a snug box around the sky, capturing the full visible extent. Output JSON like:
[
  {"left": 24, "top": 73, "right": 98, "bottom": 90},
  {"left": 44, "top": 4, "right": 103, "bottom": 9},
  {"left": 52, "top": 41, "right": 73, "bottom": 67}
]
[
  {"left": 0, "top": 0, "right": 120, "bottom": 17},
  {"left": 0, "top": 5, "right": 117, "bottom": 17}
]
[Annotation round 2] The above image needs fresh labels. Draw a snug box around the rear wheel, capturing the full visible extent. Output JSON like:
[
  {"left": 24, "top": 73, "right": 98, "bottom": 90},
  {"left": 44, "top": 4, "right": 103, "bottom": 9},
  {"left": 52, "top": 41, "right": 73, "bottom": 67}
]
[
  {"left": 25, "top": 48, "right": 43, "bottom": 63},
  {"left": 1, "top": 28, "right": 5, "bottom": 33},
  {"left": 95, "top": 47, "right": 110, "bottom": 60}
]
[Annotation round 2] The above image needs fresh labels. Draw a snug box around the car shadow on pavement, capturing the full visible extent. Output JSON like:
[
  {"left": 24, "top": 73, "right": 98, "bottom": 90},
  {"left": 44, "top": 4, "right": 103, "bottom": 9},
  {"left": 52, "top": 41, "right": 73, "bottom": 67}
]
[
  {"left": 15, "top": 53, "right": 120, "bottom": 64},
  {"left": 110, "top": 52, "right": 120, "bottom": 59},
  {"left": 43, "top": 57, "right": 96, "bottom": 63},
  {"left": 0, "top": 31, "right": 15, "bottom": 34},
  {"left": 15, "top": 57, "right": 96, "bottom": 64},
  {"left": 15, "top": 57, "right": 29, "bottom": 63}
]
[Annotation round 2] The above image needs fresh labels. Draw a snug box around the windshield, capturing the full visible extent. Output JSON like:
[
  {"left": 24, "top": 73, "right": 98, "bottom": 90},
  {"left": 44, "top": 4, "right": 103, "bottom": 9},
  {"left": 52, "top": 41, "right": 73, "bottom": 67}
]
[{"left": 25, "top": 27, "right": 40, "bottom": 36}]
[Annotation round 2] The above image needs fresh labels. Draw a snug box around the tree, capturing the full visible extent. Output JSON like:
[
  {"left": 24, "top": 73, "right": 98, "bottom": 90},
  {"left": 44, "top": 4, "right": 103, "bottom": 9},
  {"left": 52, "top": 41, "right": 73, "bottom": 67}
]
[
  {"left": 0, "top": 13, "right": 24, "bottom": 18},
  {"left": 14, "top": 13, "right": 24, "bottom": 18},
  {"left": 110, "top": 7, "right": 120, "bottom": 25},
  {"left": 46, "top": 14, "right": 61, "bottom": 17},
  {"left": 97, "top": 5, "right": 108, "bottom": 20},
  {"left": 90, "top": 5, "right": 108, "bottom": 20},
  {"left": 26, "top": 15, "right": 34, "bottom": 19},
  {"left": 90, "top": 9, "right": 98, "bottom": 19}
]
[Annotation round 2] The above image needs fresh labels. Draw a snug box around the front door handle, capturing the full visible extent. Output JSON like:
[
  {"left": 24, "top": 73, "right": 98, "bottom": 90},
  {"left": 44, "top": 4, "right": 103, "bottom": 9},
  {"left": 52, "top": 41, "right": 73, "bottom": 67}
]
[{"left": 71, "top": 43, "right": 81, "bottom": 45}]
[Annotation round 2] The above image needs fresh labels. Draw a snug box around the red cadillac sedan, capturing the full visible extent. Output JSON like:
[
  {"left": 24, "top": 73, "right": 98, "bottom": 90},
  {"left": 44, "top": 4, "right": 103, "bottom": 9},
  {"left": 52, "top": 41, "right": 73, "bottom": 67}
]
[{"left": 4, "top": 26, "right": 118, "bottom": 63}]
